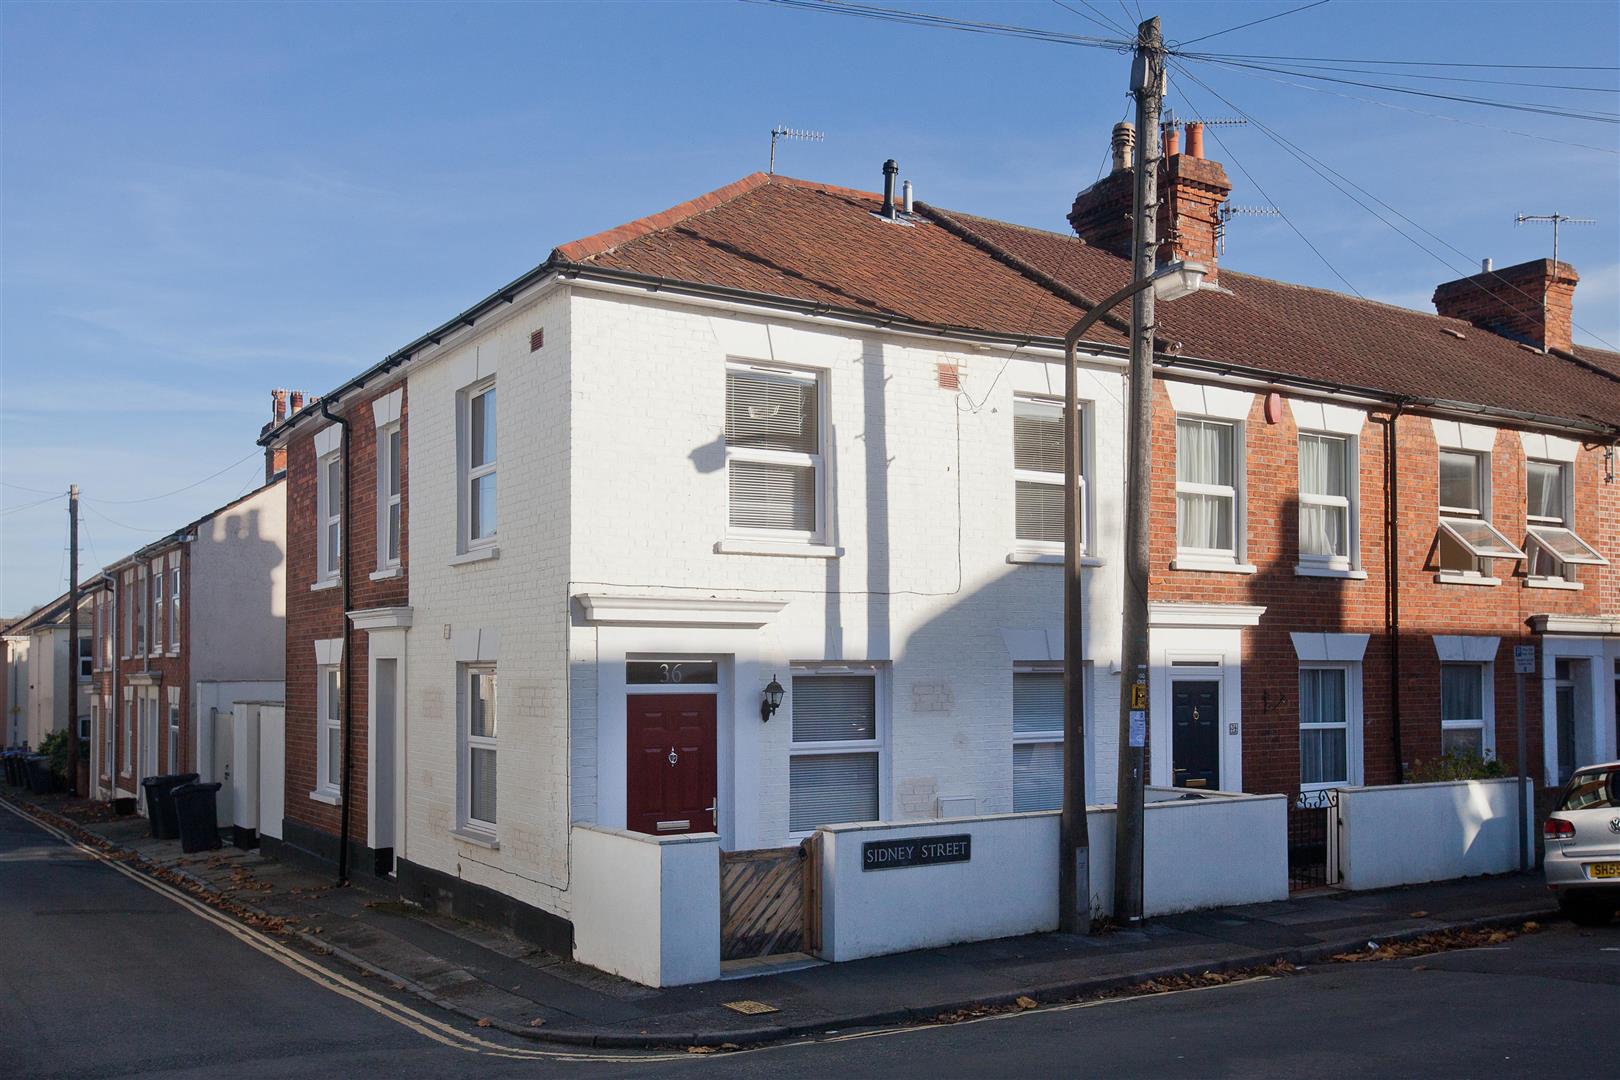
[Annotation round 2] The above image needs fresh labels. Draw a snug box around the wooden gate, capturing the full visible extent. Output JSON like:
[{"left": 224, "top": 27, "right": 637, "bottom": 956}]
[{"left": 720, "top": 835, "right": 820, "bottom": 961}]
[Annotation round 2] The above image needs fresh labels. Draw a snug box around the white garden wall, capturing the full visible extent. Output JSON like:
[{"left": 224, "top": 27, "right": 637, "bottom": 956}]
[
  {"left": 570, "top": 824, "right": 720, "bottom": 987},
  {"left": 1337, "top": 778, "right": 1534, "bottom": 891},
  {"left": 816, "top": 791, "right": 1287, "bottom": 962}
]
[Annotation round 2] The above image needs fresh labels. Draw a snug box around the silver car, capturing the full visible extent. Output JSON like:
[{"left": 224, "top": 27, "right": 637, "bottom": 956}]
[{"left": 1544, "top": 761, "right": 1620, "bottom": 926}]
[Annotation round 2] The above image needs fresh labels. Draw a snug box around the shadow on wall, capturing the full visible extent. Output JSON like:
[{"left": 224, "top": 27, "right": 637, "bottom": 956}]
[{"left": 206, "top": 507, "right": 287, "bottom": 671}]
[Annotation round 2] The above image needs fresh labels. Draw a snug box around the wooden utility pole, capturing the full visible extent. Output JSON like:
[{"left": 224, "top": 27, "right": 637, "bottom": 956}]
[
  {"left": 1112, "top": 15, "right": 1165, "bottom": 924},
  {"left": 66, "top": 484, "right": 80, "bottom": 794}
]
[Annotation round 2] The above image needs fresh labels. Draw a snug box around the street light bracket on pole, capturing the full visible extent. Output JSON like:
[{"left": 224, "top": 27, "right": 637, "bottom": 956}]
[{"left": 1059, "top": 258, "right": 1204, "bottom": 934}]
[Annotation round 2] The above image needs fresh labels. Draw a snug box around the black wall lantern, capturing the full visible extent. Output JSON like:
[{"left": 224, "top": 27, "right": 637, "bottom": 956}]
[{"left": 761, "top": 675, "right": 785, "bottom": 722}]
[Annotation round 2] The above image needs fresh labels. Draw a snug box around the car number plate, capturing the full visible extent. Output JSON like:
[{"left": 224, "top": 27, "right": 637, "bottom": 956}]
[{"left": 1590, "top": 863, "right": 1620, "bottom": 880}]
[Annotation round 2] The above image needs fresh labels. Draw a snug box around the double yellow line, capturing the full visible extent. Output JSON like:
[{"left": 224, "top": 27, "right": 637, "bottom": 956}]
[{"left": 4, "top": 798, "right": 1273, "bottom": 1064}]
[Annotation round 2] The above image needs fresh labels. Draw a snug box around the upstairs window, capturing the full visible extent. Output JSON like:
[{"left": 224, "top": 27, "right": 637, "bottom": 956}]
[
  {"left": 1524, "top": 459, "right": 1605, "bottom": 580},
  {"left": 169, "top": 564, "right": 180, "bottom": 654},
  {"left": 378, "top": 423, "right": 403, "bottom": 568},
  {"left": 317, "top": 452, "right": 343, "bottom": 580},
  {"left": 1014, "top": 397, "right": 1083, "bottom": 549},
  {"left": 460, "top": 382, "right": 497, "bottom": 550},
  {"left": 725, "top": 367, "right": 824, "bottom": 541},
  {"left": 1298, "top": 433, "right": 1354, "bottom": 568},
  {"left": 151, "top": 558, "right": 165, "bottom": 654},
  {"left": 1436, "top": 450, "right": 1522, "bottom": 575},
  {"left": 77, "top": 636, "right": 93, "bottom": 680},
  {"left": 135, "top": 565, "right": 148, "bottom": 656},
  {"left": 1176, "top": 418, "right": 1238, "bottom": 558}
]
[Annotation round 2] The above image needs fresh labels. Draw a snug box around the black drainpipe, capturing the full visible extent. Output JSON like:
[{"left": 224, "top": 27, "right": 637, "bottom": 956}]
[
  {"left": 1381, "top": 402, "right": 1407, "bottom": 783},
  {"left": 321, "top": 400, "right": 354, "bottom": 885}
]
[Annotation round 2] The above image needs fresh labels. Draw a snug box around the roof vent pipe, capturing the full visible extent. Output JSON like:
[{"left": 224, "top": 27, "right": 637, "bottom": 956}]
[
  {"left": 1481, "top": 257, "right": 1493, "bottom": 273},
  {"left": 880, "top": 159, "right": 899, "bottom": 219},
  {"left": 1110, "top": 122, "right": 1135, "bottom": 172},
  {"left": 902, "top": 179, "right": 913, "bottom": 215}
]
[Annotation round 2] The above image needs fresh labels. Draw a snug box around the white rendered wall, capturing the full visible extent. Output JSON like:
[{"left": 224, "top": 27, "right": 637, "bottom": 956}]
[
  {"left": 565, "top": 289, "right": 1128, "bottom": 850},
  {"left": 402, "top": 285, "right": 574, "bottom": 920},
  {"left": 1338, "top": 778, "right": 1534, "bottom": 891},
  {"left": 258, "top": 704, "right": 285, "bottom": 840},
  {"left": 189, "top": 480, "right": 287, "bottom": 685},
  {"left": 570, "top": 824, "right": 720, "bottom": 986},
  {"left": 816, "top": 792, "right": 1287, "bottom": 962}
]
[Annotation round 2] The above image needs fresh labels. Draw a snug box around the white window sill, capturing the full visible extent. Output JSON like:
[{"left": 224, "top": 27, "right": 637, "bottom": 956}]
[
  {"left": 450, "top": 545, "right": 499, "bottom": 567},
  {"left": 714, "top": 539, "right": 843, "bottom": 559},
  {"left": 452, "top": 828, "right": 500, "bottom": 850},
  {"left": 308, "top": 789, "right": 340, "bottom": 805},
  {"left": 1524, "top": 577, "right": 1583, "bottom": 591},
  {"left": 310, "top": 578, "right": 341, "bottom": 592},
  {"left": 167, "top": 650, "right": 180, "bottom": 658},
  {"left": 1172, "top": 556, "right": 1258, "bottom": 575},
  {"left": 1007, "top": 550, "right": 1104, "bottom": 567},
  {"left": 1294, "top": 564, "right": 1368, "bottom": 580},
  {"left": 369, "top": 566, "right": 402, "bottom": 581},
  {"left": 1435, "top": 572, "right": 1500, "bottom": 587}
]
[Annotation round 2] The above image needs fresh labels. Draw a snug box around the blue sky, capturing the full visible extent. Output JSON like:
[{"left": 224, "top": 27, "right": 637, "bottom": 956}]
[{"left": 2, "top": 0, "right": 1616, "bottom": 615}]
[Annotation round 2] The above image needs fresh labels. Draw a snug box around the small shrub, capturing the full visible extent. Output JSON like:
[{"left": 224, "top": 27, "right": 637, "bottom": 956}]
[
  {"left": 40, "top": 729, "right": 70, "bottom": 783},
  {"left": 1408, "top": 749, "right": 1509, "bottom": 783}
]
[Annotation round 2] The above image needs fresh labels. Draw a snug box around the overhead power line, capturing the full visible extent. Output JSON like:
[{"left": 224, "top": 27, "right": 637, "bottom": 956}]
[
  {"left": 1188, "top": 57, "right": 1620, "bottom": 94},
  {"left": 1175, "top": 0, "right": 1333, "bottom": 50},
  {"left": 1175, "top": 50, "right": 1620, "bottom": 71},
  {"left": 748, "top": 0, "right": 1133, "bottom": 50},
  {"left": 0, "top": 491, "right": 64, "bottom": 516},
  {"left": 1169, "top": 61, "right": 1619, "bottom": 351},
  {"left": 80, "top": 448, "right": 261, "bottom": 506}
]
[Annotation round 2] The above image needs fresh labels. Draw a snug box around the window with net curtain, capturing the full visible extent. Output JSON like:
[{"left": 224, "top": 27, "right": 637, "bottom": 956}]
[
  {"left": 726, "top": 369, "right": 822, "bottom": 539},
  {"left": 1523, "top": 459, "right": 1606, "bottom": 578},
  {"left": 1439, "top": 662, "right": 1486, "bottom": 757},
  {"left": 1299, "top": 667, "right": 1348, "bottom": 787},
  {"left": 1012, "top": 670, "right": 1064, "bottom": 811},
  {"left": 1298, "top": 433, "right": 1351, "bottom": 565},
  {"left": 788, "top": 673, "right": 878, "bottom": 833},
  {"left": 1176, "top": 418, "right": 1237, "bottom": 554}
]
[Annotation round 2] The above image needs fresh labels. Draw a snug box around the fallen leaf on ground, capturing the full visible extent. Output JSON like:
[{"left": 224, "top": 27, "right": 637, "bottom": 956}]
[
  {"left": 528, "top": 1018, "right": 546, "bottom": 1028},
  {"left": 686, "top": 1046, "right": 718, "bottom": 1054},
  {"left": 1015, "top": 996, "right": 1038, "bottom": 1009},
  {"left": 1408, "top": 911, "right": 1429, "bottom": 918},
  {"left": 476, "top": 1018, "right": 492, "bottom": 1028}
]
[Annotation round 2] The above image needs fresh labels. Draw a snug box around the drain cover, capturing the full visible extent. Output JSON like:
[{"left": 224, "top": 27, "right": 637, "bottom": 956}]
[{"left": 722, "top": 1000, "right": 780, "bottom": 1016}]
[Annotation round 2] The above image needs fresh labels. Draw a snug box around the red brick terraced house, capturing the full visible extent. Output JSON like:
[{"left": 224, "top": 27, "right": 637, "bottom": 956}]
[
  {"left": 254, "top": 127, "right": 1617, "bottom": 951},
  {"left": 267, "top": 382, "right": 409, "bottom": 881}
]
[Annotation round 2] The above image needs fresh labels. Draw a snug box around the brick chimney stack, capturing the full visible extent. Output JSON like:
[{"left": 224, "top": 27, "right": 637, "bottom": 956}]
[
  {"left": 1069, "top": 120, "right": 1233, "bottom": 284},
  {"left": 261, "top": 388, "right": 295, "bottom": 483},
  {"left": 1433, "top": 258, "right": 1578, "bottom": 353}
]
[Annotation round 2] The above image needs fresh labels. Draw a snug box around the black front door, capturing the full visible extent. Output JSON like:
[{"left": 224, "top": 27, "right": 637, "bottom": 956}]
[{"left": 1172, "top": 680, "right": 1220, "bottom": 789}]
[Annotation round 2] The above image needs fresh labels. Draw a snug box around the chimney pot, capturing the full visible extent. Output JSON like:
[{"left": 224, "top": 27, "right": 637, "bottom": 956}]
[
  {"left": 1163, "top": 125, "right": 1180, "bottom": 158},
  {"left": 290, "top": 390, "right": 305, "bottom": 413},
  {"left": 1110, "top": 122, "right": 1135, "bottom": 172},
  {"left": 1481, "top": 257, "right": 1492, "bottom": 273},
  {"left": 271, "top": 388, "right": 289, "bottom": 423},
  {"left": 1186, "top": 122, "right": 1204, "bottom": 159},
  {"left": 902, "top": 179, "right": 914, "bottom": 215}
]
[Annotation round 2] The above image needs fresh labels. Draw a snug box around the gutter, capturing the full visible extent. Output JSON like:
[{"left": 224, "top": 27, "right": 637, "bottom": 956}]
[{"left": 320, "top": 399, "right": 355, "bottom": 887}]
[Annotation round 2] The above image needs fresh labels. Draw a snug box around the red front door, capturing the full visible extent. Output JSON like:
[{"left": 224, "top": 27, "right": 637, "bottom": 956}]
[{"left": 626, "top": 694, "right": 717, "bottom": 837}]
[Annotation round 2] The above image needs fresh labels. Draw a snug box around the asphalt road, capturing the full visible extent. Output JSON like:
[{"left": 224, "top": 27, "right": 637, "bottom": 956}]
[{"left": 4, "top": 804, "right": 1616, "bottom": 1079}]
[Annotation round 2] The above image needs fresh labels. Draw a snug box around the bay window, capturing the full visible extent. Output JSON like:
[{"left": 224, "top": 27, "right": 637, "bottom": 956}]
[
  {"left": 725, "top": 366, "right": 824, "bottom": 542},
  {"left": 788, "top": 669, "right": 881, "bottom": 833}
]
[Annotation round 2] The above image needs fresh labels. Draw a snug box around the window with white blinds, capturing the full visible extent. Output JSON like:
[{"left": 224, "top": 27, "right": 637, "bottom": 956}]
[
  {"left": 1014, "top": 396, "right": 1082, "bottom": 548},
  {"left": 726, "top": 368, "right": 824, "bottom": 540},
  {"left": 789, "top": 672, "right": 881, "bottom": 833},
  {"left": 1013, "top": 670, "right": 1064, "bottom": 812}
]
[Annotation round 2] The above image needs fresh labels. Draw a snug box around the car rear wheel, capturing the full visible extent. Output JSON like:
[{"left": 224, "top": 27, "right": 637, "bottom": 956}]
[{"left": 1558, "top": 894, "right": 1616, "bottom": 927}]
